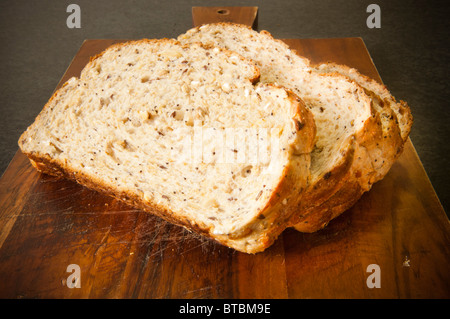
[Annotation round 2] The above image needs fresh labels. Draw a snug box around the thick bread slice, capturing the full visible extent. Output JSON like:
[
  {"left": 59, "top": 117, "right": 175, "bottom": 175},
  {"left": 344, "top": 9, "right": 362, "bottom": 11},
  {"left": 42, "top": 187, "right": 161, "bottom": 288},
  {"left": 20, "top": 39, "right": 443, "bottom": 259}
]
[
  {"left": 178, "top": 23, "right": 383, "bottom": 230},
  {"left": 317, "top": 64, "right": 413, "bottom": 180},
  {"left": 292, "top": 63, "right": 413, "bottom": 232},
  {"left": 18, "top": 39, "right": 316, "bottom": 254}
]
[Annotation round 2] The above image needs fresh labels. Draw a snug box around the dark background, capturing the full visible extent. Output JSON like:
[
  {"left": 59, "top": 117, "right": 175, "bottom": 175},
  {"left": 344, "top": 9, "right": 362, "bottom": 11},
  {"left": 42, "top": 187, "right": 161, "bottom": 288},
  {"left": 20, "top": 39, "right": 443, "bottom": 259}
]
[{"left": 0, "top": 0, "right": 449, "bottom": 216}]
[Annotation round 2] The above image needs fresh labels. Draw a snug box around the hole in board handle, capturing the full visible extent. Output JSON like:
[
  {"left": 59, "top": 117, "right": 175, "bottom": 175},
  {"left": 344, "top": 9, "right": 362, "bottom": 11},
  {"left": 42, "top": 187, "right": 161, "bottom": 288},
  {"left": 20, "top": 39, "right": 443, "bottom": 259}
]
[{"left": 217, "top": 9, "right": 230, "bottom": 15}]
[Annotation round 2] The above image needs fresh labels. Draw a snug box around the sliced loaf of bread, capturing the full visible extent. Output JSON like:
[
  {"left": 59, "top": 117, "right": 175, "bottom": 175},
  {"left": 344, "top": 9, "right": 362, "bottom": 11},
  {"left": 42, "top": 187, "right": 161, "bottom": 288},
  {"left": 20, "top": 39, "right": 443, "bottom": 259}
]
[
  {"left": 178, "top": 23, "right": 412, "bottom": 232},
  {"left": 18, "top": 39, "right": 316, "bottom": 253}
]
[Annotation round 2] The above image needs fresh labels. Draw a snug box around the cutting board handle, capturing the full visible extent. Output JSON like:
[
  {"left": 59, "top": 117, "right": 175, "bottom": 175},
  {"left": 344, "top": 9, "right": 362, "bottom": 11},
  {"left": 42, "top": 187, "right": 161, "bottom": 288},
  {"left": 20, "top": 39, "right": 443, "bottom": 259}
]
[{"left": 192, "top": 6, "right": 258, "bottom": 29}]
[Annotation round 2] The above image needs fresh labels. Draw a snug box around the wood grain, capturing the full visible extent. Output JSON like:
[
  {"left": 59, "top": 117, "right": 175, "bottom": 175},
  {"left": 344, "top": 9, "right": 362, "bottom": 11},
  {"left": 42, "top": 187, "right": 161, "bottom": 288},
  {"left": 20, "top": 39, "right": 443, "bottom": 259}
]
[{"left": 0, "top": 17, "right": 448, "bottom": 299}]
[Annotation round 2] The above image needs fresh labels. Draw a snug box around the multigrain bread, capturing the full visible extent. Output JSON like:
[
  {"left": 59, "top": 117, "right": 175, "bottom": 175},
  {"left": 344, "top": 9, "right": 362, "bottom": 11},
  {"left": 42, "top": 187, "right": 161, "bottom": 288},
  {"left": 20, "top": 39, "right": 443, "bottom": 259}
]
[
  {"left": 292, "top": 63, "right": 413, "bottom": 232},
  {"left": 18, "top": 39, "right": 316, "bottom": 253},
  {"left": 178, "top": 23, "right": 412, "bottom": 232}
]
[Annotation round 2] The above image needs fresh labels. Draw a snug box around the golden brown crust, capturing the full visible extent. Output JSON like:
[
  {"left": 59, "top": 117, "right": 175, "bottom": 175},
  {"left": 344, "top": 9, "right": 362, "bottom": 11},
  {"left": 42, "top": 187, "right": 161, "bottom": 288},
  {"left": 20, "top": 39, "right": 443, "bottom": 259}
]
[
  {"left": 285, "top": 89, "right": 316, "bottom": 156},
  {"left": 294, "top": 180, "right": 363, "bottom": 232}
]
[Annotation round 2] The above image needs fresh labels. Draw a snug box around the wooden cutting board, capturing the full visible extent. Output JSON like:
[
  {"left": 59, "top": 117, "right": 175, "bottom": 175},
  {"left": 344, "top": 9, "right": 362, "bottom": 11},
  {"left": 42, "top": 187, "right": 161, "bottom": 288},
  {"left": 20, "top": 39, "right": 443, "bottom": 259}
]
[{"left": 0, "top": 7, "right": 448, "bottom": 299}]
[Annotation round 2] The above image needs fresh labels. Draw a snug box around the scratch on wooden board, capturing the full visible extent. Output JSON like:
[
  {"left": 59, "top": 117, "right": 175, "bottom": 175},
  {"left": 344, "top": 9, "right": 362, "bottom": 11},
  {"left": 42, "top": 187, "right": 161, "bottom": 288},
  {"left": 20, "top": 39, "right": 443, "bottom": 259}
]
[
  {"left": 12, "top": 206, "right": 76, "bottom": 217},
  {"left": 180, "top": 237, "right": 215, "bottom": 256},
  {"left": 93, "top": 226, "right": 111, "bottom": 256},
  {"left": 183, "top": 285, "right": 214, "bottom": 298},
  {"left": 27, "top": 185, "right": 83, "bottom": 196}
]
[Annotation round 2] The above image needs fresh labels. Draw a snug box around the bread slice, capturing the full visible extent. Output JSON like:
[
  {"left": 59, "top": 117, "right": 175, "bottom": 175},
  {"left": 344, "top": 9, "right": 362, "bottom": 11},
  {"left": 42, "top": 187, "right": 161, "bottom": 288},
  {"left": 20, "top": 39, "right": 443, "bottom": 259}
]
[
  {"left": 18, "top": 39, "right": 316, "bottom": 253},
  {"left": 315, "top": 62, "right": 412, "bottom": 166},
  {"left": 178, "top": 23, "right": 389, "bottom": 231},
  {"left": 291, "top": 63, "right": 413, "bottom": 232},
  {"left": 315, "top": 63, "right": 412, "bottom": 143}
]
